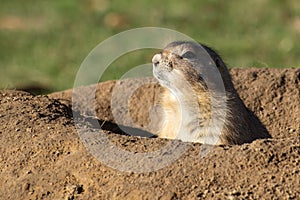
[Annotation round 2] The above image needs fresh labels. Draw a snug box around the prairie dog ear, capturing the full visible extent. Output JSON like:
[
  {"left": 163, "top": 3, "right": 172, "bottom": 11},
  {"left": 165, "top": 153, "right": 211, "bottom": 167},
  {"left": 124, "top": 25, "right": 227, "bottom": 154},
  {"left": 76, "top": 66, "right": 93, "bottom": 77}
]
[{"left": 199, "top": 44, "right": 224, "bottom": 68}]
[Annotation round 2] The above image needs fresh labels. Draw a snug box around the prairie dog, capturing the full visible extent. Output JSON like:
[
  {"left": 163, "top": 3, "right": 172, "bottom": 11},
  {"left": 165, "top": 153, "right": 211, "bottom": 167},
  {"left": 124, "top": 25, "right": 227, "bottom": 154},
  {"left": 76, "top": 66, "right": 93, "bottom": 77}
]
[{"left": 152, "top": 41, "right": 271, "bottom": 145}]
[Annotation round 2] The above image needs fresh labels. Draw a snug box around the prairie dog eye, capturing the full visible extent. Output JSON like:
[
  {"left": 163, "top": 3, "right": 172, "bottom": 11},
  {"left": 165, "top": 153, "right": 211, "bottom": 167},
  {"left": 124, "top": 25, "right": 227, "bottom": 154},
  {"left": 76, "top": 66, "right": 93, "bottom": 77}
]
[{"left": 181, "top": 51, "right": 196, "bottom": 59}]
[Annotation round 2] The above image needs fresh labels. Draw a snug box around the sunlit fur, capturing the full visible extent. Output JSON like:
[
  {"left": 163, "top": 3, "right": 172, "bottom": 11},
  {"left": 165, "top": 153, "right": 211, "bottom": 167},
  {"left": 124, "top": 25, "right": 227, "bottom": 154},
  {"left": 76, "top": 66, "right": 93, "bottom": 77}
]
[{"left": 152, "top": 41, "right": 271, "bottom": 145}]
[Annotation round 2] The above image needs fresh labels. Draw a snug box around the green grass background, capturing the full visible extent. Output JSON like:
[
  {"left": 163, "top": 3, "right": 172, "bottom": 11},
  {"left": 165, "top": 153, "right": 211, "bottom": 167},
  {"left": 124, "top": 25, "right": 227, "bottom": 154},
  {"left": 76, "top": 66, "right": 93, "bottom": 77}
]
[{"left": 0, "top": 0, "right": 299, "bottom": 93}]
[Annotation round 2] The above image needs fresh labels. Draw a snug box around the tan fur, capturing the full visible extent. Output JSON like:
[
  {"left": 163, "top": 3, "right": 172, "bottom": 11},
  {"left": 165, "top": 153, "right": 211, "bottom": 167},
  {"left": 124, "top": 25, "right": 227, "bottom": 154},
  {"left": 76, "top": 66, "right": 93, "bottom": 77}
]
[
  {"left": 159, "top": 88, "right": 180, "bottom": 139},
  {"left": 152, "top": 41, "right": 271, "bottom": 145}
]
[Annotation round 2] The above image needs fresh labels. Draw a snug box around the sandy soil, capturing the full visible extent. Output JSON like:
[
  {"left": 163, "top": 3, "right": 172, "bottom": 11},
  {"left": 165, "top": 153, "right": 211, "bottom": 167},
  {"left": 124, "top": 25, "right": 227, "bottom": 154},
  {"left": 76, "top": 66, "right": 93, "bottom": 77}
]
[{"left": 0, "top": 68, "right": 299, "bottom": 199}]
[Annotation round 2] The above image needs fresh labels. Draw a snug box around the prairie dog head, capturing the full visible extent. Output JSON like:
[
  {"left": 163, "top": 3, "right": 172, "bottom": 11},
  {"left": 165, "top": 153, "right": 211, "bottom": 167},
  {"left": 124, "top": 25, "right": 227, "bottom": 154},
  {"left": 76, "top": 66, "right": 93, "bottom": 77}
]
[{"left": 152, "top": 41, "right": 233, "bottom": 95}]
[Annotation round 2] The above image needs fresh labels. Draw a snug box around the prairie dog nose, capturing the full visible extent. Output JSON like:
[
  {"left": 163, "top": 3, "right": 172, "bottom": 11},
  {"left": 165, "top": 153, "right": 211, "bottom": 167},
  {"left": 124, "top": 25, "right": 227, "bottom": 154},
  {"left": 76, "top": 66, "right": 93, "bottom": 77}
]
[{"left": 152, "top": 53, "right": 162, "bottom": 67}]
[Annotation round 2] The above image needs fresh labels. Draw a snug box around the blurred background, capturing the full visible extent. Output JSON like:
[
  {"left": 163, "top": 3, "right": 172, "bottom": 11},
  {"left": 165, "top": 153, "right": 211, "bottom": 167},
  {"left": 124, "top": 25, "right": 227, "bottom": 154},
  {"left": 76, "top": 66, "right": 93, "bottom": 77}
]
[{"left": 0, "top": 0, "right": 299, "bottom": 94}]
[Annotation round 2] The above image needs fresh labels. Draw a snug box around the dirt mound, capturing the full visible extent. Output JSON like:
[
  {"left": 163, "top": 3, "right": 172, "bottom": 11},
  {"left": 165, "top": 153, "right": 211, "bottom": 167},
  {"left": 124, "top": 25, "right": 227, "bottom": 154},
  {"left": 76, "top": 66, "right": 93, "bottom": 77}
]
[{"left": 0, "top": 68, "right": 299, "bottom": 199}]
